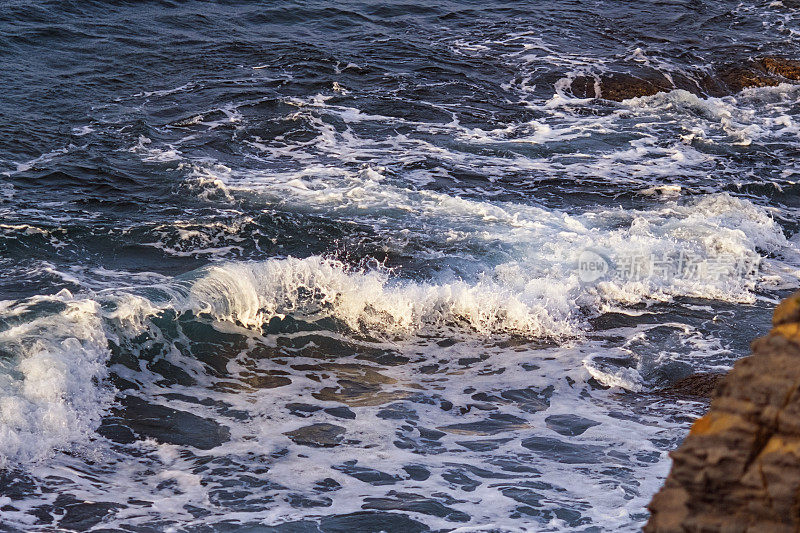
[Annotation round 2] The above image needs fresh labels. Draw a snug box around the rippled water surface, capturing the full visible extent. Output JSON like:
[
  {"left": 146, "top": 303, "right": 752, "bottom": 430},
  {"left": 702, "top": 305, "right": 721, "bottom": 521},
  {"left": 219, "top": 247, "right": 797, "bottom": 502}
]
[{"left": 2, "top": 1, "right": 800, "bottom": 531}]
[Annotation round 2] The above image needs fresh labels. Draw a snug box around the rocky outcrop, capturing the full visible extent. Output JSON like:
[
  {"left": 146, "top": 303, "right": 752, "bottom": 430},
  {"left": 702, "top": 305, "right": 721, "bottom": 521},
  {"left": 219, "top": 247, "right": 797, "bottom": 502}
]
[
  {"left": 570, "top": 71, "right": 674, "bottom": 101},
  {"left": 762, "top": 57, "right": 800, "bottom": 81},
  {"left": 656, "top": 372, "right": 725, "bottom": 401},
  {"left": 712, "top": 57, "right": 800, "bottom": 94},
  {"left": 570, "top": 57, "right": 800, "bottom": 101},
  {"left": 645, "top": 290, "right": 800, "bottom": 533}
]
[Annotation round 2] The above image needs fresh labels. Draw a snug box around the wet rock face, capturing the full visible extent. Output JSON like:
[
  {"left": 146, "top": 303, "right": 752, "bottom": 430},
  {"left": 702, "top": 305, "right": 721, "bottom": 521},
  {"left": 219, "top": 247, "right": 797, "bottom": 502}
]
[
  {"left": 645, "top": 290, "right": 800, "bottom": 533},
  {"left": 284, "top": 423, "right": 346, "bottom": 448},
  {"left": 762, "top": 57, "right": 800, "bottom": 81},
  {"left": 570, "top": 72, "right": 673, "bottom": 101},
  {"left": 569, "top": 57, "right": 800, "bottom": 101},
  {"left": 714, "top": 63, "right": 780, "bottom": 94},
  {"left": 655, "top": 372, "right": 725, "bottom": 401}
]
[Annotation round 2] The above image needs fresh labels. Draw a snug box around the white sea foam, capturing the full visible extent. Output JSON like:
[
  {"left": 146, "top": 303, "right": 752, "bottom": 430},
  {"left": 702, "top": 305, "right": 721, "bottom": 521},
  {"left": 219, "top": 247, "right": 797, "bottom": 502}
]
[
  {"left": 4, "top": 185, "right": 790, "bottom": 466},
  {"left": 123, "top": 189, "right": 798, "bottom": 345},
  {"left": 157, "top": 78, "right": 800, "bottom": 214},
  {"left": 623, "top": 86, "right": 800, "bottom": 146},
  {"left": 184, "top": 257, "right": 577, "bottom": 337},
  {"left": 179, "top": 136, "right": 800, "bottom": 303},
  {"left": 130, "top": 135, "right": 183, "bottom": 162},
  {"left": 4, "top": 8, "right": 800, "bottom": 532},
  {"left": 4, "top": 116, "right": 797, "bottom": 470},
  {"left": 0, "top": 291, "right": 112, "bottom": 467}
]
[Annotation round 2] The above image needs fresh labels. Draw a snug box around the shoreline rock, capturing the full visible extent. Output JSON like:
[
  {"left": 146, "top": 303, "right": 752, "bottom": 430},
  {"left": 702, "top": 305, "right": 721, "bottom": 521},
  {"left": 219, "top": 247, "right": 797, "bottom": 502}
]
[
  {"left": 569, "top": 57, "right": 800, "bottom": 101},
  {"left": 645, "top": 290, "right": 800, "bottom": 532},
  {"left": 654, "top": 373, "right": 726, "bottom": 401}
]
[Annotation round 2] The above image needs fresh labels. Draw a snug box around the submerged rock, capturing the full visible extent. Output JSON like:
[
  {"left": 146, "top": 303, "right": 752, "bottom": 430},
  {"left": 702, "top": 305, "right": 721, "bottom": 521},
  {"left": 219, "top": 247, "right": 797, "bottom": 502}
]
[
  {"left": 646, "top": 290, "right": 800, "bottom": 532},
  {"left": 318, "top": 511, "right": 430, "bottom": 533},
  {"left": 98, "top": 396, "right": 231, "bottom": 450},
  {"left": 362, "top": 491, "right": 470, "bottom": 522},
  {"left": 333, "top": 461, "right": 403, "bottom": 485},
  {"left": 521, "top": 436, "right": 606, "bottom": 464},
  {"left": 261, "top": 512, "right": 430, "bottom": 532},
  {"left": 284, "top": 423, "right": 346, "bottom": 448},
  {"left": 544, "top": 414, "right": 600, "bottom": 436}
]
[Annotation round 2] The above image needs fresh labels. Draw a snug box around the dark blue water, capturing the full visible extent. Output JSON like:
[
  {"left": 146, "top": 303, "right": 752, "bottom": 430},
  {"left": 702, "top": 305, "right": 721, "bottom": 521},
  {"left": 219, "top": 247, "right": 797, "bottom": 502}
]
[{"left": 2, "top": 1, "right": 800, "bottom": 531}]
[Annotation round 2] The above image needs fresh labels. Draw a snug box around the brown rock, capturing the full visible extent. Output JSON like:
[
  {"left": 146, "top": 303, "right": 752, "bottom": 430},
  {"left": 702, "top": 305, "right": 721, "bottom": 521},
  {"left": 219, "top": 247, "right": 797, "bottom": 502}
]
[
  {"left": 715, "top": 63, "right": 780, "bottom": 94},
  {"left": 761, "top": 57, "right": 800, "bottom": 81},
  {"left": 569, "top": 56, "right": 800, "bottom": 102},
  {"left": 704, "top": 56, "right": 800, "bottom": 95},
  {"left": 656, "top": 372, "right": 725, "bottom": 400},
  {"left": 645, "top": 289, "right": 800, "bottom": 532},
  {"left": 773, "top": 291, "right": 800, "bottom": 327},
  {"left": 570, "top": 72, "right": 673, "bottom": 101}
]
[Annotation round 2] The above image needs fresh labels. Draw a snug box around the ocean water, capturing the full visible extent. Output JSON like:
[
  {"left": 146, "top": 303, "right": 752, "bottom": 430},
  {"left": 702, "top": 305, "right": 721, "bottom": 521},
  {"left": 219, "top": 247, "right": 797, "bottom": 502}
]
[{"left": 2, "top": 1, "right": 800, "bottom": 531}]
